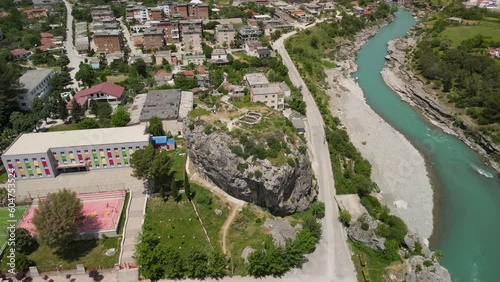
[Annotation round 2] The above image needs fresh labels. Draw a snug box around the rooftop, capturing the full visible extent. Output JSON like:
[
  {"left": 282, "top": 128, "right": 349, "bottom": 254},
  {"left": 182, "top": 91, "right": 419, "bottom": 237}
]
[
  {"left": 251, "top": 86, "right": 283, "bottom": 96},
  {"left": 212, "top": 48, "right": 227, "bottom": 56},
  {"left": 3, "top": 126, "right": 148, "bottom": 156},
  {"left": 140, "top": 90, "right": 181, "bottom": 121},
  {"left": 245, "top": 73, "right": 269, "bottom": 87},
  {"left": 19, "top": 69, "right": 52, "bottom": 91},
  {"left": 216, "top": 24, "right": 234, "bottom": 31}
]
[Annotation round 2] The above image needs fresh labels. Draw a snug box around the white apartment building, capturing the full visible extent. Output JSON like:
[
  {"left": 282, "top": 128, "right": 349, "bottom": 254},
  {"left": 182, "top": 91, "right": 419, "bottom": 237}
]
[{"left": 18, "top": 69, "right": 53, "bottom": 111}]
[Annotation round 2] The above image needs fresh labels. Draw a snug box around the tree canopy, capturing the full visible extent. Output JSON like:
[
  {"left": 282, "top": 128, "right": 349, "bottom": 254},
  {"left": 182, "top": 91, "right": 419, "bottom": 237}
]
[
  {"left": 32, "top": 189, "right": 84, "bottom": 252},
  {"left": 110, "top": 106, "right": 131, "bottom": 127},
  {"left": 148, "top": 116, "right": 165, "bottom": 136}
]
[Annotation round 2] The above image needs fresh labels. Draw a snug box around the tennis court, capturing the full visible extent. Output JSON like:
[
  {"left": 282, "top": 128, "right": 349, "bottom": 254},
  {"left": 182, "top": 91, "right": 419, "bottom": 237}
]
[
  {"left": 19, "top": 191, "right": 125, "bottom": 237},
  {"left": 0, "top": 206, "right": 28, "bottom": 247}
]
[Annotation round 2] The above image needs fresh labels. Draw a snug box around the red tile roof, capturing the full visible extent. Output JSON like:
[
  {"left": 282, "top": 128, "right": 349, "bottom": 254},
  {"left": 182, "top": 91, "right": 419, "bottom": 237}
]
[
  {"left": 182, "top": 70, "right": 195, "bottom": 76},
  {"left": 40, "top": 32, "right": 53, "bottom": 38},
  {"left": 363, "top": 10, "right": 372, "bottom": 15},
  {"left": 67, "top": 82, "right": 124, "bottom": 109},
  {"left": 195, "top": 66, "right": 206, "bottom": 73},
  {"left": 11, "top": 49, "right": 28, "bottom": 56}
]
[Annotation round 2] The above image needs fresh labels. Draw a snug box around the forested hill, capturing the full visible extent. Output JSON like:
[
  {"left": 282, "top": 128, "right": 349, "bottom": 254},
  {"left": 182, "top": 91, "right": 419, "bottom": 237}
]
[{"left": 413, "top": 1, "right": 500, "bottom": 144}]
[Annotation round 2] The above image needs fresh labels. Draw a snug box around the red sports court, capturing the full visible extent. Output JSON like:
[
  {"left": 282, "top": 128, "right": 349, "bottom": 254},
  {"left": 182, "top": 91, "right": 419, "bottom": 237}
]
[{"left": 19, "top": 190, "right": 126, "bottom": 237}]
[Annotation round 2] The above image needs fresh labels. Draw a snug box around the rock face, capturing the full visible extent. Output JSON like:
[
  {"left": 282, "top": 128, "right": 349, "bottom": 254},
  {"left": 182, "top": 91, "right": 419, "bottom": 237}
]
[
  {"left": 347, "top": 214, "right": 386, "bottom": 251},
  {"left": 184, "top": 118, "right": 318, "bottom": 216},
  {"left": 404, "top": 256, "right": 452, "bottom": 282}
]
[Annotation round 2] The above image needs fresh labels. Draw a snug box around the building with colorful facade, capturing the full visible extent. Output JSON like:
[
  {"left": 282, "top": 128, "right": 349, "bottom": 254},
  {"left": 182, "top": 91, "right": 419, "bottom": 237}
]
[{"left": 1, "top": 126, "right": 149, "bottom": 180}]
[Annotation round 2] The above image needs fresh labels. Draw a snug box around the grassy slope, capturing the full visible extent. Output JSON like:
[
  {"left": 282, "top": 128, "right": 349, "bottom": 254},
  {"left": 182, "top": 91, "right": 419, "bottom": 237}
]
[{"left": 440, "top": 19, "right": 500, "bottom": 45}]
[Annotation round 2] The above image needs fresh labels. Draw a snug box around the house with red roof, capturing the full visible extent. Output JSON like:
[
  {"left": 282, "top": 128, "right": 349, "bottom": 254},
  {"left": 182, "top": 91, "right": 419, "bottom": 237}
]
[
  {"left": 67, "top": 82, "right": 125, "bottom": 110},
  {"left": 10, "top": 49, "right": 31, "bottom": 59},
  {"left": 155, "top": 70, "right": 174, "bottom": 86},
  {"left": 181, "top": 70, "right": 195, "bottom": 78}
]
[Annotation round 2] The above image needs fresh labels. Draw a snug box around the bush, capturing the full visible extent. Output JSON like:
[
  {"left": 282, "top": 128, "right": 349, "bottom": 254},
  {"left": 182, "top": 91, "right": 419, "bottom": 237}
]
[
  {"left": 254, "top": 170, "right": 262, "bottom": 179},
  {"left": 237, "top": 162, "right": 248, "bottom": 171},
  {"left": 361, "top": 222, "right": 369, "bottom": 231},
  {"left": 360, "top": 195, "right": 383, "bottom": 218},
  {"left": 414, "top": 241, "right": 423, "bottom": 255},
  {"left": 195, "top": 192, "right": 213, "bottom": 206},
  {"left": 423, "top": 260, "right": 433, "bottom": 267},
  {"left": 310, "top": 201, "right": 325, "bottom": 219},
  {"left": 416, "top": 264, "right": 422, "bottom": 272},
  {"left": 382, "top": 240, "right": 400, "bottom": 261},
  {"left": 339, "top": 210, "right": 351, "bottom": 226},
  {"left": 287, "top": 157, "right": 296, "bottom": 166}
]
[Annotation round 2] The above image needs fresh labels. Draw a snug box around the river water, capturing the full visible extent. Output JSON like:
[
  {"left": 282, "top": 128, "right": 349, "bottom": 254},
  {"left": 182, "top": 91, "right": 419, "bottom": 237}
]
[{"left": 353, "top": 10, "right": 500, "bottom": 282}]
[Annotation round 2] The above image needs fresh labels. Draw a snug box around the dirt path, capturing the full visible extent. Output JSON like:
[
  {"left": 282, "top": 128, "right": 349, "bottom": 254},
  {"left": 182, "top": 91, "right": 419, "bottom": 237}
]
[{"left": 220, "top": 203, "right": 240, "bottom": 254}]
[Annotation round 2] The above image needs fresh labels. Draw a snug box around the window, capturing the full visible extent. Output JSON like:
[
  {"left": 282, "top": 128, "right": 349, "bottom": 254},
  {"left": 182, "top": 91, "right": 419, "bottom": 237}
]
[
  {"left": 77, "top": 150, "right": 81, "bottom": 154},
  {"left": 33, "top": 158, "right": 39, "bottom": 167},
  {"left": 68, "top": 151, "right": 73, "bottom": 154}
]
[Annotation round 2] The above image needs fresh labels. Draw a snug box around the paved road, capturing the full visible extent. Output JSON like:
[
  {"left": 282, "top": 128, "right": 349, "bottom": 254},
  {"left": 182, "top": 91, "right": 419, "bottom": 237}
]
[
  {"left": 119, "top": 18, "right": 142, "bottom": 57},
  {"left": 272, "top": 29, "right": 358, "bottom": 282},
  {"left": 63, "top": 0, "right": 84, "bottom": 89}
]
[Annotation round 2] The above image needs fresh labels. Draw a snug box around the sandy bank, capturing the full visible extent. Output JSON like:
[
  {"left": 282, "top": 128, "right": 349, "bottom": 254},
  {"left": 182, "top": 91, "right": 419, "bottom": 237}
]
[{"left": 325, "top": 65, "right": 434, "bottom": 240}]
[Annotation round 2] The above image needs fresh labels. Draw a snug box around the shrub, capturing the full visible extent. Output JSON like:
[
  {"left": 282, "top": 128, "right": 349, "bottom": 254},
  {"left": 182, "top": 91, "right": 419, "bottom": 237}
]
[
  {"left": 416, "top": 264, "right": 422, "bottom": 272},
  {"left": 382, "top": 239, "right": 400, "bottom": 262},
  {"left": 254, "top": 170, "right": 262, "bottom": 179},
  {"left": 195, "top": 192, "right": 213, "bottom": 206},
  {"left": 423, "top": 260, "right": 433, "bottom": 267},
  {"left": 414, "top": 241, "right": 423, "bottom": 255},
  {"left": 338, "top": 210, "right": 351, "bottom": 226},
  {"left": 310, "top": 201, "right": 325, "bottom": 219},
  {"left": 237, "top": 162, "right": 248, "bottom": 171},
  {"left": 287, "top": 157, "right": 296, "bottom": 166},
  {"left": 361, "top": 222, "right": 369, "bottom": 231}
]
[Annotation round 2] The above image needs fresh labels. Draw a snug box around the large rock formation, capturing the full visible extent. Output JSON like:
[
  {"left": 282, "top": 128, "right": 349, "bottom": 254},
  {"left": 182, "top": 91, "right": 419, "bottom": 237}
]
[{"left": 184, "top": 117, "right": 318, "bottom": 215}]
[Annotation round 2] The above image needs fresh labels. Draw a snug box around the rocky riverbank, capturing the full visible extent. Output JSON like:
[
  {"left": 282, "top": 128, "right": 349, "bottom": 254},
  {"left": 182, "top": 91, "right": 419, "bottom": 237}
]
[
  {"left": 382, "top": 35, "right": 500, "bottom": 172},
  {"left": 327, "top": 23, "right": 434, "bottom": 240}
]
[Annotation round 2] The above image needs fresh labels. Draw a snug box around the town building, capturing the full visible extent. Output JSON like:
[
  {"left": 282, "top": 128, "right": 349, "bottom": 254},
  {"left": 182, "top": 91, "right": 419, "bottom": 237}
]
[
  {"left": 155, "top": 50, "right": 173, "bottom": 65},
  {"left": 181, "top": 25, "right": 202, "bottom": 52},
  {"left": 239, "top": 26, "right": 261, "bottom": 43},
  {"left": 94, "top": 30, "right": 124, "bottom": 53},
  {"left": 149, "top": 7, "right": 164, "bottom": 21},
  {"left": 10, "top": 49, "right": 31, "bottom": 60},
  {"left": 257, "top": 48, "right": 272, "bottom": 58},
  {"left": 23, "top": 8, "right": 48, "bottom": 20},
  {"left": 17, "top": 69, "right": 53, "bottom": 111},
  {"left": 67, "top": 82, "right": 125, "bottom": 110},
  {"left": 182, "top": 54, "right": 205, "bottom": 66},
  {"left": 126, "top": 5, "right": 150, "bottom": 23},
  {"left": 75, "top": 22, "right": 89, "bottom": 54},
  {"left": 215, "top": 24, "right": 235, "bottom": 47},
  {"left": 152, "top": 21, "right": 181, "bottom": 43},
  {"left": 139, "top": 90, "right": 182, "bottom": 121},
  {"left": 1, "top": 127, "right": 150, "bottom": 179},
  {"left": 143, "top": 27, "right": 165, "bottom": 50},
  {"left": 167, "top": 1, "right": 209, "bottom": 19},
  {"left": 210, "top": 48, "right": 228, "bottom": 64},
  {"left": 151, "top": 136, "right": 176, "bottom": 150},
  {"left": 245, "top": 73, "right": 287, "bottom": 110},
  {"left": 155, "top": 70, "right": 174, "bottom": 86}
]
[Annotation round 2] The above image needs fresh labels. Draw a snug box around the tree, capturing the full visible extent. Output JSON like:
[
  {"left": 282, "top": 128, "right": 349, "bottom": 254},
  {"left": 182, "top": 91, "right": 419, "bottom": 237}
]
[
  {"left": 110, "top": 106, "right": 131, "bottom": 127},
  {"left": 170, "top": 179, "right": 179, "bottom": 200},
  {"left": 148, "top": 116, "right": 165, "bottom": 136},
  {"left": 149, "top": 150, "right": 173, "bottom": 193},
  {"left": 70, "top": 100, "right": 85, "bottom": 123},
  {"left": 339, "top": 209, "right": 352, "bottom": 226},
  {"left": 184, "top": 171, "right": 191, "bottom": 200},
  {"left": 57, "top": 94, "right": 69, "bottom": 121},
  {"left": 75, "top": 63, "right": 96, "bottom": 86},
  {"left": 130, "top": 145, "right": 156, "bottom": 180},
  {"left": 31, "top": 98, "right": 50, "bottom": 123},
  {"left": 51, "top": 71, "right": 72, "bottom": 92},
  {"left": 15, "top": 228, "right": 34, "bottom": 254},
  {"left": 183, "top": 248, "right": 208, "bottom": 278},
  {"left": 77, "top": 118, "right": 100, "bottom": 129},
  {"left": 310, "top": 201, "right": 325, "bottom": 219},
  {"left": 32, "top": 189, "right": 84, "bottom": 252},
  {"left": 57, "top": 55, "right": 70, "bottom": 70},
  {"left": 174, "top": 75, "right": 198, "bottom": 91},
  {"left": 0, "top": 60, "right": 23, "bottom": 132},
  {"left": 132, "top": 58, "right": 148, "bottom": 78},
  {"left": 208, "top": 249, "right": 226, "bottom": 278},
  {"left": 9, "top": 112, "right": 36, "bottom": 134}
]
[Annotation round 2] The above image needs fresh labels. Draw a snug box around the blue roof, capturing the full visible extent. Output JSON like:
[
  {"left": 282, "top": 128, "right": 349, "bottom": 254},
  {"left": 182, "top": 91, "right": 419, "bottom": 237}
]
[{"left": 151, "top": 136, "right": 176, "bottom": 145}]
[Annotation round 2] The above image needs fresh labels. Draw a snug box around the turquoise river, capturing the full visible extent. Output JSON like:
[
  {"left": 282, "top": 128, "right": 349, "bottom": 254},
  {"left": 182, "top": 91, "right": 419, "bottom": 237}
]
[{"left": 353, "top": 9, "right": 500, "bottom": 282}]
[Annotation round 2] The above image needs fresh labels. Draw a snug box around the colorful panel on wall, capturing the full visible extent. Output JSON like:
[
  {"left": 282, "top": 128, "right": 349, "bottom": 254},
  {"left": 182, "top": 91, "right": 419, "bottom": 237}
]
[
  {"left": 124, "top": 157, "right": 129, "bottom": 164},
  {"left": 19, "top": 170, "right": 25, "bottom": 176},
  {"left": 27, "top": 169, "right": 33, "bottom": 176},
  {"left": 94, "top": 160, "right": 99, "bottom": 166},
  {"left": 85, "top": 153, "right": 90, "bottom": 159},
  {"left": 41, "top": 160, "right": 47, "bottom": 166},
  {"left": 61, "top": 155, "right": 67, "bottom": 161},
  {"left": 122, "top": 150, "right": 127, "bottom": 156},
  {"left": 33, "top": 161, "right": 39, "bottom": 167},
  {"left": 109, "top": 159, "right": 114, "bottom": 165},
  {"left": 86, "top": 160, "right": 92, "bottom": 166},
  {"left": 53, "top": 155, "right": 58, "bottom": 161},
  {"left": 69, "top": 154, "right": 75, "bottom": 160},
  {"left": 44, "top": 168, "right": 50, "bottom": 174},
  {"left": 116, "top": 158, "right": 121, "bottom": 164},
  {"left": 16, "top": 162, "right": 21, "bottom": 168},
  {"left": 78, "top": 153, "right": 83, "bottom": 160},
  {"left": 7, "top": 163, "right": 13, "bottom": 169},
  {"left": 107, "top": 151, "right": 112, "bottom": 157},
  {"left": 100, "top": 151, "right": 105, "bottom": 157},
  {"left": 25, "top": 162, "right": 30, "bottom": 168},
  {"left": 101, "top": 159, "right": 106, "bottom": 165},
  {"left": 115, "top": 150, "right": 119, "bottom": 156},
  {"left": 36, "top": 168, "right": 42, "bottom": 175},
  {"left": 129, "top": 149, "right": 134, "bottom": 155},
  {"left": 92, "top": 152, "right": 97, "bottom": 158}
]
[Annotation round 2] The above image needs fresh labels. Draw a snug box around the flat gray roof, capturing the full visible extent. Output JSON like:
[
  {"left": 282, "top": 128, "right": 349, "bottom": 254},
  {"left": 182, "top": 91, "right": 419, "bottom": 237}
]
[
  {"left": 251, "top": 86, "right": 282, "bottom": 96},
  {"left": 19, "top": 69, "right": 52, "bottom": 92},
  {"left": 3, "top": 126, "right": 148, "bottom": 156},
  {"left": 140, "top": 90, "right": 181, "bottom": 121},
  {"left": 245, "top": 73, "right": 269, "bottom": 87}
]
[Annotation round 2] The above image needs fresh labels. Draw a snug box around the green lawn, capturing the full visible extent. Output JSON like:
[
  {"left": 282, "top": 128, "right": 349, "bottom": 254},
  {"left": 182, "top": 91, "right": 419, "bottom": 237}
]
[
  {"left": 106, "top": 74, "right": 128, "bottom": 83},
  {"left": 26, "top": 236, "right": 121, "bottom": 272},
  {"left": 440, "top": 20, "right": 500, "bottom": 45},
  {"left": 48, "top": 123, "right": 80, "bottom": 132},
  {"left": 144, "top": 196, "right": 212, "bottom": 252},
  {"left": 349, "top": 241, "right": 392, "bottom": 282},
  {"left": 0, "top": 206, "right": 28, "bottom": 248},
  {"left": 226, "top": 206, "right": 271, "bottom": 276},
  {"left": 0, "top": 172, "right": 7, "bottom": 184}
]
